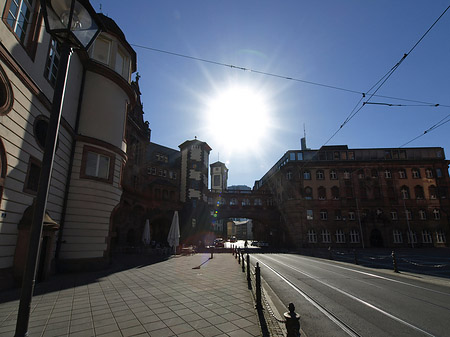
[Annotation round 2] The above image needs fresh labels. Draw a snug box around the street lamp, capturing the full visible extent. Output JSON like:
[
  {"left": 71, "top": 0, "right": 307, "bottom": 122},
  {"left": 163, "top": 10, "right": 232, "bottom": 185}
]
[{"left": 15, "top": 1, "right": 101, "bottom": 336}]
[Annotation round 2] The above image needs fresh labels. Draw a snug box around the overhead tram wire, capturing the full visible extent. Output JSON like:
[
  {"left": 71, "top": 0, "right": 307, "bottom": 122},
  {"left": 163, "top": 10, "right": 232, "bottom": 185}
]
[
  {"left": 130, "top": 43, "right": 448, "bottom": 109},
  {"left": 400, "top": 113, "right": 450, "bottom": 147},
  {"left": 285, "top": 4, "right": 450, "bottom": 179},
  {"left": 321, "top": 4, "right": 450, "bottom": 146}
]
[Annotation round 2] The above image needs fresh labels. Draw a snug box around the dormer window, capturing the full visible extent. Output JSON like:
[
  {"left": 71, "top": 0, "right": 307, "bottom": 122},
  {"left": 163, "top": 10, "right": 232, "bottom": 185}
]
[
  {"left": 91, "top": 36, "right": 111, "bottom": 65},
  {"left": 90, "top": 35, "right": 131, "bottom": 81}
]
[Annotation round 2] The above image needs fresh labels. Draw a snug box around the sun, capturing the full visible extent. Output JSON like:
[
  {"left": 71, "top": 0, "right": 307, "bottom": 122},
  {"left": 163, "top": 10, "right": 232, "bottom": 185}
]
[{"left": 204, "top": 85, "right": 272, "bottom": 154}]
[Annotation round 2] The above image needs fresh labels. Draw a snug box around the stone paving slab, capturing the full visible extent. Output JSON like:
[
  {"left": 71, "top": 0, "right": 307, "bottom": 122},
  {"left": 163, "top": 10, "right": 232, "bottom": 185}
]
[{"left": 0, "top": 253, "right": 261, "bottom": 336}]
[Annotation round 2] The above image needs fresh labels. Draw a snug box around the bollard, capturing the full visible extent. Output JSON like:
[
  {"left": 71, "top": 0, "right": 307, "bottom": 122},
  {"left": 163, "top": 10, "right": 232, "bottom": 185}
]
[
  {"left": 328, "top": 246, "right": 333, "bottom": 260},
  {"left": 238, "top": 249, "right": 241, "bottom": 264},
  {"left": 246, "top": 253, "right": 252, "bottom": 289},
  {"left": 242, "top": 251, "right": 245, "bottom": 273},
  {"left": 255, "top": 262, "right": 262, "bottom": 310},
  {"left": 232, "top": 245, "right": 234, "bottom": 256},
  {"left": 284, "top": 303, "right": 301, "bottom": 337},
  {"left": 354, "top": 249, "right": 358, "bottom": 265},
  {"left": 210, "top": 246, "right": 214, "bottom": 259},
  {"left": 235, "top": 246, "right": 238, "bottom": 259},
  {"left": 392, "top": 250, "right": 399, "bottom": 273}
]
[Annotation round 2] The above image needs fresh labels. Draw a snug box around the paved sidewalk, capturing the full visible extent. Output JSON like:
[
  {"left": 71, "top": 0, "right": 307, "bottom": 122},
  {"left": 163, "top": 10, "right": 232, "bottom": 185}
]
[{"left": 0, "top": 253, "right": 261, "bottom": 336}]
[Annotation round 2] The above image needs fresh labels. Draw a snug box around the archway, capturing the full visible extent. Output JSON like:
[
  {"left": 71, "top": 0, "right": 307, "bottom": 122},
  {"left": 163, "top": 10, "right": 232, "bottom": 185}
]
[{"left": 370, "top": 228, "right": 384, "bottom": 247}]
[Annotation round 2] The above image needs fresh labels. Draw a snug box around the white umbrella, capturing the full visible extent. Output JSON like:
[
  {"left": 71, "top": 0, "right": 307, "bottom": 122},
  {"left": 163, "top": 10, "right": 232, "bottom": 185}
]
[
  {"left": 167, "top": 211, "right": 180, "bottom": 254},
  {"left": 142, "top": 219, "right": 150, "bottom": 246}
]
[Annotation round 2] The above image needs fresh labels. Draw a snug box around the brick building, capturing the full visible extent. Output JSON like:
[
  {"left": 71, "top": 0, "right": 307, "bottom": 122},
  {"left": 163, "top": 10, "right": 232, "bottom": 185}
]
[{"left": 254, "top": 144, "right": 450, "bottom": 249}]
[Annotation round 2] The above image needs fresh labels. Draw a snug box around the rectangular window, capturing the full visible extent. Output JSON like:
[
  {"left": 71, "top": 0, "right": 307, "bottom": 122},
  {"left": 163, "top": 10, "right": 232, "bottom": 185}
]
[
  {"left": 348, "top": 211, "right": 355, "bottom": 220},
  {"left": 436, "top": 168, "right": 443, "bottom": 178},
  {"left": 213, "top": 174, "right": 220, "bottom": 186},
  {"left": 393, "top": 230, "right": 403, "bottom": 243},
  {"left": 23, "top": 156, "right": 40, "bottom": 194},
  {"left": 80, "top": 146, "right": 114, "bottom": 183},
  {"left": 115, "top": 48, "right": 130, "bottom": 80},
  {"left": 6, "top": 0, "right": 33, "bottom": 43},
  {"left": 321, "top": 230, "right": 331, "bottom": 243},
  {"left": 335, "top": 230, "right": 345, "bottom": 243},
  {"left": 44, "top": 39, "right": 60, "bottom": 87},
  {"left": 306, "top": 210, "right": 313, "bottom": 220},
  {"left": 92, "top": 36, "right": 111, "bottom": 65}
]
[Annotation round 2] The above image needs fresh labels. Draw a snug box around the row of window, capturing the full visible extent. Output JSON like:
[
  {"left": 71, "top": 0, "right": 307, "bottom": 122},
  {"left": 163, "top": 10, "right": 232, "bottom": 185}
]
[
  {"left": 307, "top": 229, "right": 446, "bottom": 244},
  {"left": 208, "top": 198, "right": 275, "bottom": 207},
  {"left": 298, "top": 184, "right": 446, "bottom": 201},
  {"left": 24, "top": 146, "right": 115, "bottom": 194},
  {"left": 288, "top": 168, "right": 443, "bottom": 181},
  {"left": 147, "top": 167, "right": 177, "bottom": 180},
  {"left": 310, "top": 208, "right": 442, "bottom": 221}
]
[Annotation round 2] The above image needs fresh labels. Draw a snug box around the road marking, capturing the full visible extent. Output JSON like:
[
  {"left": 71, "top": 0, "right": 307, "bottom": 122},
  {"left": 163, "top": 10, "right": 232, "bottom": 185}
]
[
  {"left": 259, "top": 255, "right": 435, "bottom": 337},
  {"left": 255, "top": 258, "right": 362, "bottom": 337},
  {"left": 280, "top": 254, "right": 450, "bottom": 297}
]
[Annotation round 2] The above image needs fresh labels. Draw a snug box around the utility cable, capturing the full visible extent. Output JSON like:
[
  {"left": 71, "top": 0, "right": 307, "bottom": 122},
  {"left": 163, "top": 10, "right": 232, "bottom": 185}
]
[{"left": 130, "top": 43, "right": 448, "bottom": 108}]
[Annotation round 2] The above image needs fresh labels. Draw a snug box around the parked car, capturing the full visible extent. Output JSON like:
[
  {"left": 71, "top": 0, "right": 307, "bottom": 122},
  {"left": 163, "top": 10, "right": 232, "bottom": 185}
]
[
  {"left": 229, "top": 236, "right": 237, "bottom": 243},
  {"left": 214, "top": 238, "right": 224, "bottom": 247},
  {"left": 258, "top": 241, "right": 269, "bottom": 247},
  {"left": 251, "top": 241, "right": 259, "bottom": 246}
]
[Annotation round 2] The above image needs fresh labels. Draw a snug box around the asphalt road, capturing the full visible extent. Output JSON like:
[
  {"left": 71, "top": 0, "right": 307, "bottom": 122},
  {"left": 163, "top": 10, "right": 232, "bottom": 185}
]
[{"left": 252, "top": 253, "right": 450, "bottom": 337}]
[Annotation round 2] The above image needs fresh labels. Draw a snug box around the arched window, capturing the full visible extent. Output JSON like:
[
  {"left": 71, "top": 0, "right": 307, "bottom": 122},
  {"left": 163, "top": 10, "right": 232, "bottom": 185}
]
[
  {"left": 358, "top": 169, "right": 365, "bottom": 179},
  {"left": 429, "top": 185, "right": 437, "bottom": 199},
  {"left": 286, "top": 170, "right": 292, "bottom": 180},
  {"left": 414, "top": 185, "right": 424, "bottom": 199},
  {"left": 304, "top": 187, "right": 313, "bottom": 200},
  {"left": 0, "top": 65, "right": 13, "bottom": 116},
  {"left": 331, "top": 186, "right": 340, "bottom": 200},
  {"left": 318, "top": 186, "right": 326, "bottom": 200}
]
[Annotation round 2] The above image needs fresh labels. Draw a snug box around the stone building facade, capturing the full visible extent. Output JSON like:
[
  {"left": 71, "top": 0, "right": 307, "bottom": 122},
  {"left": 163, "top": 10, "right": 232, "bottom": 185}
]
[{"left": 254, "top": 145, "right": 450, "bottom": 249}]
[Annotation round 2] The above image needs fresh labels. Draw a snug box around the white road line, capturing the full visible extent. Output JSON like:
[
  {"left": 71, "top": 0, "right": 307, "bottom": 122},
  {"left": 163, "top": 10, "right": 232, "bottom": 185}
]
[
  {"left": 280, "top": 254, "right": 450, "bottom": 297},
  {"left": 255, "top": 258, "right": 362, "bottom": 337},
  {"left": 258, "top": 255, "right": 436, "bottom": 337}
]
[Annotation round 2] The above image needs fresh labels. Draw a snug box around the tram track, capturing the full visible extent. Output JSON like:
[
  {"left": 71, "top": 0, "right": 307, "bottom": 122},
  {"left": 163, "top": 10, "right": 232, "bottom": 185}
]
[{"left": 255, "top": 254, "right": 437, "bottom": 337}]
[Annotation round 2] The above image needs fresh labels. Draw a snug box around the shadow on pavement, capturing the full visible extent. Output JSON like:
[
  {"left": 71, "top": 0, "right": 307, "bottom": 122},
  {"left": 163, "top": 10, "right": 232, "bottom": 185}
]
[{"left": 0, "top": 253, "right": 169, "bottom": 304}]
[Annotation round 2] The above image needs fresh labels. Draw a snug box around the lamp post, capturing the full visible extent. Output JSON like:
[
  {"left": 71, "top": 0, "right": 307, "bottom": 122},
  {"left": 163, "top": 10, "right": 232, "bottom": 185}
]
[{"left": 15, "top": 1, "right": 100, "bottom": 336}]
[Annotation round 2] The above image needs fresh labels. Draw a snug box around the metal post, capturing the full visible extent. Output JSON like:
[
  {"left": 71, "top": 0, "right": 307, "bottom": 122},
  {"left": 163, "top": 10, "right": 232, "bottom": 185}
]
[
  {"left": 354, "top": 249, "right": 358, "bottom": 265},
  {"left": 15, "top": 43, "right": 72, "bottom": 337},
  {"left": 238, "top": 248, "right": 241, "bottom": 264},
  {"left": 284, "top": 303, "right": 301, "bottom": 337},
  {"left": 235, "top": 246, "right": 237, "bottom": 259},
  {"left": 242, "top": 251, "right": 245, "bottom": 273},
  {"left": 246, "top": 253, "right": 252, "bottom": 289},
  {"left": 255, "top": 262, "right": 262, "bottom": 310},
  {"left": 392, "top": 250, "right": 399, "bottom": 273}
]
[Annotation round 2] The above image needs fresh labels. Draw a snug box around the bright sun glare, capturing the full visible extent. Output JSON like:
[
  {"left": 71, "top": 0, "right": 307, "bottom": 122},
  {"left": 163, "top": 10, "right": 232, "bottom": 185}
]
[{"left": 205, "top": 85, "right": 271, "bottom": 154}]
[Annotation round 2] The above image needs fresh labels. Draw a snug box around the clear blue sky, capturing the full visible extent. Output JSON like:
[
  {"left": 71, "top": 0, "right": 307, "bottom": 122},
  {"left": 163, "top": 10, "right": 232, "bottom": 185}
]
[{"left": 92, "top": 1, "right": 450, "bottom": 187}]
